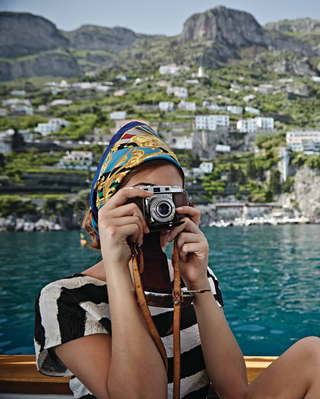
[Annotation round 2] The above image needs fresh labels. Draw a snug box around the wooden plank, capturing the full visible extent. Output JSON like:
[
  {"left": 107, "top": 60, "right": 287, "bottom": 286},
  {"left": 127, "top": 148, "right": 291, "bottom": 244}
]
[{"left": 0, "top": 354, "right": 278, "bottom": 394}]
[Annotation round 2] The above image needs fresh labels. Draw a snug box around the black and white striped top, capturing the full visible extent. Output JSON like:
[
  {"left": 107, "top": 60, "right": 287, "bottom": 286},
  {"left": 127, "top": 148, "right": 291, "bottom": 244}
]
[{"left": 34, "top": 267, "right": 223, "bottom": 399}]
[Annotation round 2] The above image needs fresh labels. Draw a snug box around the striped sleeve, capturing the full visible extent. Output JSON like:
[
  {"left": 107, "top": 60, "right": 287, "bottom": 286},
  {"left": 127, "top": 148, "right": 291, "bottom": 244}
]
[
  {"left": 34, "top": 276, "right": 110, "bottom": 377},
  {"left": 207, "top": 267, "right": 224, "bottom": 307}
]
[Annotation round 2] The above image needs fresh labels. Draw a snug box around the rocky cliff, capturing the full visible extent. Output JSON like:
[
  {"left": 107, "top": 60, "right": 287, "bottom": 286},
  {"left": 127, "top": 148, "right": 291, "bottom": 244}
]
[
  {"left": 0, "top": 8, "right": 319, "bottom": 81},
  {"left": 294, "top": 166, "right": 320, "bottom": 222},
  {"left": 0, "top": 12, "right": 69, "bottom": 58},
  {"left": 180, "top": 6, "right": 268, "bottom": 48},
  {"left": 63, "top": 25, "right": 137, "bottom": 52},
  {"left": 265, "top": 18, "right": 320, "bottom": 34}
]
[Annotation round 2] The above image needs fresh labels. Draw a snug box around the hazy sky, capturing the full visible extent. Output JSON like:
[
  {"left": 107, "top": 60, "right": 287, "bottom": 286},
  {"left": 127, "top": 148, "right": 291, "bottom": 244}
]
[{"left": 1, "top": 0, "right": 320, "bottom": 35}]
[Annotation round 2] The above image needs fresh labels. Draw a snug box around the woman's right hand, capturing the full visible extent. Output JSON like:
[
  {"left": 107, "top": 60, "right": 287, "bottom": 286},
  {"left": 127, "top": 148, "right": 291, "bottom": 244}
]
[{"left": 97, "top": 187, "right": 152, "bottom": 270}]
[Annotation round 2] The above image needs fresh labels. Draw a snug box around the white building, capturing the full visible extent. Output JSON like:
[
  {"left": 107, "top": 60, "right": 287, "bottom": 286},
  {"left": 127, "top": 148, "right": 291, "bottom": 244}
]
[
  {"left": 202, "top": 102, "right": 227, "bottom": 111},
  {"left": 35, "top": 119, "right": 70, "bottom": 136},
  {"left": 199, "top": 162, "right": 213, "bottom": 173},
  {"left": 216, "top": 144, "right": 231, "bottom": 153},
  {"left": 195, "top": 115, "right": 230, "bottom": 131},
  {"left": 167, "top": 86, "right": 188, "bottom": 99},
  {"left": 255, "top": 84, "right": 274, "bottom": 94},
  {"left": 237, "top": 119, "right": 258, "bottom": 133},
  {"left": 0, "top": 129, "right": 14, "bottom": 154},
  {"left": 227, "top": 105, "right": 243, "bottom": 115},
  {"left": 10, "top": 90, "right": 26, "bottom": 97},
  {"left": 178, "top": 101, "right": 196, "bottom": 112},
  {"left": 185, "top": 79, "right": 199, "bottom": 85},
  {"left": 50, "top": 99, "right": 72, "bottom": 107},
  {"left": 110, "top": 111, "right": 127, "bottom": 120},
  {"left": 159, "top": 102, "right": 174, "bottom": 112},
  {"left": 286, "top": 130, "right": 320, "bottom": 152},
  {"left": 2, "top": 98, "right": 31, "bottom": 107},
  {"left": 256, "top": 117, "right": 274, "bottom": 131},
  {"left": 243, "top": 94, "right": 256, "bottom": 102},
  {"left": 171, "top": 136, "right": 192, "bottom": 150},
  {"left": 11, "top": 105, "right": 34, "bottom": 115},
  {"left": 159, "top": 64, "right": 180, "bottom": 75},
  {"left": 114, "top": 89, "right": 126, "bottom": 97},
  {"left": 58, "top": 151, "right": 93, "bottom": 170},
  {"left": 245, "top": 106, "right": 260, "bottom": 115}
]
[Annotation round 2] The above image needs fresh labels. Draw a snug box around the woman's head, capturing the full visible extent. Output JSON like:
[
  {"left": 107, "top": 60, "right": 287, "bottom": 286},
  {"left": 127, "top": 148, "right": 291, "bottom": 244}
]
[{"left": 83, "top": 121, "right": 184, "bottom": 249}]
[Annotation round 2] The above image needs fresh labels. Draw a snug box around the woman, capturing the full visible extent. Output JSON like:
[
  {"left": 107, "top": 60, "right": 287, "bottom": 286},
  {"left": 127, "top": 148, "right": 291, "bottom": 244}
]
[{"left": 35, "top": 121, "right": 320, "bottom": 399}]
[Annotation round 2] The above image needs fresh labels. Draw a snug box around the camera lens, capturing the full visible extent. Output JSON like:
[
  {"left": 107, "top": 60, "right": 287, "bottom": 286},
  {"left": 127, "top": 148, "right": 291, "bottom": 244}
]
[{"left": 157, "top": 201, "right": 172, "bottom": 217}]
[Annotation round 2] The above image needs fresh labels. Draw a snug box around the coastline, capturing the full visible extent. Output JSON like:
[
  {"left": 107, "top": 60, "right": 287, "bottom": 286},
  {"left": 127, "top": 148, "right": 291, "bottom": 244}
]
[{"left": 0, "top": 211, "right": 312, "bottom": 232}]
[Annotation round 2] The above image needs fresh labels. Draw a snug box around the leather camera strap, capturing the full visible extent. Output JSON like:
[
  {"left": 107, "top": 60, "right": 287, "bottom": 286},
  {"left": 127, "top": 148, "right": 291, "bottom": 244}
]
[
  {"left": 172, "top": 240, "right": 181, "bottom": 399},
  {"left": 131, "top": 242, "right": 181, "bottom": 399}
]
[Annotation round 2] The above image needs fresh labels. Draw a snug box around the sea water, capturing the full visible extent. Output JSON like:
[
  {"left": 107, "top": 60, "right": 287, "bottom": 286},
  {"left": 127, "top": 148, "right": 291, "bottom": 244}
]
[{"left": 0, "top": 225, "right": 319, "bottom": 356}]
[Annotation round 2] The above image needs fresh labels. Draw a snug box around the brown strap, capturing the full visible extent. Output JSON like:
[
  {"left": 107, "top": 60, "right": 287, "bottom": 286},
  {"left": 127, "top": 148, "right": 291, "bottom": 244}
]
[
  {"left": 172, "top": 240, "right": 181, "bottom": 399},
  {"left": 131, "top": 245, "right": 168, "bottom": 372}
]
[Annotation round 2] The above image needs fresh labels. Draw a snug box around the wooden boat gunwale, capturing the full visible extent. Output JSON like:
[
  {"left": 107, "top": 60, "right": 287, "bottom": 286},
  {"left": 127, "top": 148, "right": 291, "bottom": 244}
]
[{"left": 0, "top": 354, "right": 278, "bottom": 395}]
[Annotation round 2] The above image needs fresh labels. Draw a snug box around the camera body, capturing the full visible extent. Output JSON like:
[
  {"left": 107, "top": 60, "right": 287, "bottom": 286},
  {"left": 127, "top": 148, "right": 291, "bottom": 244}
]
[{"left": 131, "top": 186, "right": 189, "bottom": 231}]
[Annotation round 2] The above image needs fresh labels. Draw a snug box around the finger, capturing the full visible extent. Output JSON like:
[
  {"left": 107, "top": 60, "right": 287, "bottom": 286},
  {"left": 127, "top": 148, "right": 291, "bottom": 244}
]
[
  {"left": 176, "top": 206, "right": 201, "bottom": 226},
  {"left": 106, "top": 187, "right": 152, "bottom": 209},
  {"left": 106, "top": 223, "right": 143, "bottom": 247},
  {"left": 176, "top": 232, "right": 201, "bottom": 248},
  {"left": 109, "top": 202, "right": 149, "bottom": 233},
  {"left": 112, "top": 215, "right": 145, "bottom": 246},
  {"left": 168, "top": 217, "right": 199, "bottom": 242},
  {"left": 100, "top": 200, "right": 149, "bottom": 233},
  {"left": 179, "top": 242, "right": 206, "bottom": 262}
]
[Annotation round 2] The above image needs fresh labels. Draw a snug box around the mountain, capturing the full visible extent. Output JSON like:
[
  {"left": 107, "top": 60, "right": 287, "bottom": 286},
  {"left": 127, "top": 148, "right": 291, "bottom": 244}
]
[
  {"left": 264, "top": 18, "right": 320, "bottom": 34},
  {"left": 0, "top": 7, "right": 319, "bottom": 81},
  {"left": 0, "top": 12, "right": 69, "bottom": 58}
]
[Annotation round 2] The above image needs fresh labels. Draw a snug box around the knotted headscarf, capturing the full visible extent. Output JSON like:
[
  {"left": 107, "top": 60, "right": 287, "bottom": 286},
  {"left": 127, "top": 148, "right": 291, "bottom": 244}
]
[{"left": 89, "top": 121, "right": 183, "bottom": 235}]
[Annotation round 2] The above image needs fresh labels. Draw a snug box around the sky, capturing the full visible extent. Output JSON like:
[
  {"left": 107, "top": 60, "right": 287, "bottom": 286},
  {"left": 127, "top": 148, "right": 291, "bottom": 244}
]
[{"left": 1, "top": 0, "right": 320, "bottom": 35}]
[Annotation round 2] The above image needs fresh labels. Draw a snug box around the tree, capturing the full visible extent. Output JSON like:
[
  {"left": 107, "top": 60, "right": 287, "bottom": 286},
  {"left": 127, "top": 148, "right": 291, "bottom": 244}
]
[
  {"left": 229, "top": 165, "right": 237, "bottom": 183},
  {"left": 269, "top": 170, "right": 281, "bottom": 196},
  {"left": 246, "top": 159, "right": 257, "bottom": 179},
  {"left": 11, "top": 130, "right": 25, "bottom": 152},
  {"left": 0, "top": 153, "right": 5, "bottom": 170}
]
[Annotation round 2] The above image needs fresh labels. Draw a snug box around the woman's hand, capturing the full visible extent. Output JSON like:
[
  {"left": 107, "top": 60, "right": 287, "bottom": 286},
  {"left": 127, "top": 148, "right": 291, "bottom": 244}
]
[
  {"left": 167, "top": 206, "right": 209, "bottom": 290},
  {"left": 98, "top": 187, "right": 151, "bottom": 269}
]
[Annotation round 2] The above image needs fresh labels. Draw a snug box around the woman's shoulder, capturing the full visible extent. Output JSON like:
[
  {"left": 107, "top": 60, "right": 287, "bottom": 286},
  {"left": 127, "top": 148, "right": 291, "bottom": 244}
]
[
  {"left": 41, "top": 273, "right": 105, "bottom": 292},
  {"left": 37, "top": 273, "right": 108, "bottom": 310}
]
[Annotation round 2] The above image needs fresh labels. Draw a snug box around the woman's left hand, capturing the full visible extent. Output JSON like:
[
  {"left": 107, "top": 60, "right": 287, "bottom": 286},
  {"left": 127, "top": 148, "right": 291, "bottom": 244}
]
[{"left": 167, "top": 206, "right": 209, "bottom": 290}]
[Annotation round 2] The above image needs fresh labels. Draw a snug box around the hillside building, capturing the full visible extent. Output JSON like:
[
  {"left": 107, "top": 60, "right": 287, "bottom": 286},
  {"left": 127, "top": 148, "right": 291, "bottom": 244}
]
[
  {"left": 58, "top": 151, "right": 93, "bottom": 171},
  {"left": 178, "top": 101, "right": 196, "bottom": 112},
  {"left": 237, "top": 117, "right": 274, "bottom": 133},
  {"left": 170, "top": 135, "right": 192, "bottom": 150},
  {"left": 159, "top": 102, "right": 174, "bottom": 112},
  {"left": 245, "top": 106, "right": 260, "bottom": 115},
  {"left": 195, "top": 115, "right": 230, "bottom": 130},
  {"left": 110, "top": 111, "right": 127, "bottom": 120},
  {"left": 286, "top": 130, "right": 320, "bottom": 154},
  {"left": 35, "top": 119, "right": 70, "bottom": 136},
  {"left": 0, "top": 129, "right": 14, "bottom": 154},
  {"left": 167, "top": 86, "right": 188, "bottom": 99}
]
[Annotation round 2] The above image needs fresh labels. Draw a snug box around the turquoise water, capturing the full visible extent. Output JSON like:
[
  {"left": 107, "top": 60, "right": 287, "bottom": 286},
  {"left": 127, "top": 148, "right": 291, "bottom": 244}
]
[{"left": 0, "top": 225, "right": 319, "bottom": 356}]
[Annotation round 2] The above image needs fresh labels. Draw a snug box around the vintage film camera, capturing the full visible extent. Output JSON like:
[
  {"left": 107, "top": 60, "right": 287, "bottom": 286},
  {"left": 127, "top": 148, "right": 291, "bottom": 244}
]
[{"left": 131, "top": 186, "right": 189, "bottom": 231}]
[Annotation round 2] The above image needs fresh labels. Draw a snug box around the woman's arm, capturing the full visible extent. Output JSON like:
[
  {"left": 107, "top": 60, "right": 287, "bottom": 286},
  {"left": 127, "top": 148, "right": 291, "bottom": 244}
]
[
  {"left": 170, "top": 206, "right": 248, "bottom": 399},
  {"left": 55, "top": 187, "right": 168, "bottom": 399}
]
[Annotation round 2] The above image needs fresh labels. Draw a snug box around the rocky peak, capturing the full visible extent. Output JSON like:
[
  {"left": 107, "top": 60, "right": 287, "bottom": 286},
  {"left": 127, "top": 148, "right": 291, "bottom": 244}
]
[
  {"left": 63, "top": 24, "right": 137, "bottom": 52},
  {"left": 265, "top": 18, "right": 320, "bottom": 34},
  {"left": 0, "top": 12, "right": 69, "bottom": 58},
  {"left": 180, "top": 5, "right": 268, "bottom": 48}
]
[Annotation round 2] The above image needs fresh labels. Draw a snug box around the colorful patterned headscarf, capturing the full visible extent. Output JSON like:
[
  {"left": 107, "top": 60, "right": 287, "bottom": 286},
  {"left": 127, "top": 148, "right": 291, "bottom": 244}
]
[{"left": 89, "top": 121, "right": 183, "bottom": 235}]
